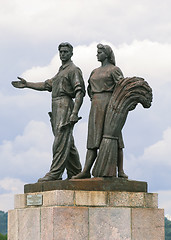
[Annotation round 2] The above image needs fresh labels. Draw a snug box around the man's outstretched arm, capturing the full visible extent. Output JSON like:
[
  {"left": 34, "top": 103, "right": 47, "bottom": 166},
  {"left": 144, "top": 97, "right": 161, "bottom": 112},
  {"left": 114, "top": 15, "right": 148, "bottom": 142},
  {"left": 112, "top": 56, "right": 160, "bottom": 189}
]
[{"left": 11, "top": 77, "right": 51, "bottom": 91}]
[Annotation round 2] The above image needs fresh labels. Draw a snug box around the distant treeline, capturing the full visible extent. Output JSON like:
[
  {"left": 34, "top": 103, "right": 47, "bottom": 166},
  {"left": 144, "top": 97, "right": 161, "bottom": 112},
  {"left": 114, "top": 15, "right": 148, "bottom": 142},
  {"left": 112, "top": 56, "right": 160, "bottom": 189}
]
[
  {"left": 165, "top": 217, "right": 171, "bottom": 240},
  {"left": 0, "top": 211, "right": 7, "bottom": 236},
  {"left": 0, "top": 232, "right": 7, "bottom": 240}
]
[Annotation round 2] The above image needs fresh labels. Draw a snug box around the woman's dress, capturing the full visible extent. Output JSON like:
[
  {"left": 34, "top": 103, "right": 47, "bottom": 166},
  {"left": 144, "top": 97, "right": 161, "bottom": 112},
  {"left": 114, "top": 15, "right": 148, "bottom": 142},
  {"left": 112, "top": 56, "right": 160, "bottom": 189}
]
[{"left": 87, "top": 64, "right": 124, "bottom": 150}]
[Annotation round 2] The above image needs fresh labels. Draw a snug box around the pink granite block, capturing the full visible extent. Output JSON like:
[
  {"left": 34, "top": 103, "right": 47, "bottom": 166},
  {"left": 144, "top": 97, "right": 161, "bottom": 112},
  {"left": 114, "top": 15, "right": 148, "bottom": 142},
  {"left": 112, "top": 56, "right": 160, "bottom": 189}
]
[
  {"left": 53, "top": 206, "right": 89, "bottom": 240},
  {"left": 41, "top": 207, "right": 53, "bottom": 240},
  {"left": 14, "top": 194, "right": 26, "bottom": 209},
  {"left": 109, "top": 192, "right": 130, "bottom": 207},
  {"left": 129, "top": 192, "right": 144, "bottom": 207},
  {"left": 89, "top": 207, "right": 131, "bottom": 240},
  {"left": 144, "top": 193, "right": 158, "bottom": 208},
  {"left": 75, "top": 191, "right": 107, "bottom": 206},
  {"left": 132, "top": 208, "right": 165, "bottom": 240},
  {"left": 8, "top": 209, "right": 18, "bottom": 240},
  {"left": 109, "top": 192, "right": 145, "bottom": 207},
  {"left": 43, "top": 190, "right": 74, "bottom": 207},
  {"left": 18, "top": 208, "right": 41, "bottom": 240}
]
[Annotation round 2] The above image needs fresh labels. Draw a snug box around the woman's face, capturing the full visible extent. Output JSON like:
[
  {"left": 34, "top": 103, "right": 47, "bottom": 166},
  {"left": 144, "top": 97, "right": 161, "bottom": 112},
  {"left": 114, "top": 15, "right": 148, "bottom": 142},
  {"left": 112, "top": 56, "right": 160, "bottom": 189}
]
[{"left": 97, "top": 49, "right": 107, "bottom": 62}]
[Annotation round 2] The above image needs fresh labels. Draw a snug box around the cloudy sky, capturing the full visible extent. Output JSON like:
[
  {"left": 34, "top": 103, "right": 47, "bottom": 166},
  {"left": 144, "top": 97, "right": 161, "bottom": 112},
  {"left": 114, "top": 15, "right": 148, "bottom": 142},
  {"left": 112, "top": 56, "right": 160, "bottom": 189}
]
[{"left": 1, "top": 0, "right": 171, "bottom": 216}]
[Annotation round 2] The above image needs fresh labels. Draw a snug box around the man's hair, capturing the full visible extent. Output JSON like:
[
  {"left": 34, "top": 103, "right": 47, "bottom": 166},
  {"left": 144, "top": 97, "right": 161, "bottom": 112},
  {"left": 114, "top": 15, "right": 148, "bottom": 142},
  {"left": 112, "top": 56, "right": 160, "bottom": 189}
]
[{"left": 58, "top": 42, "right": 73, "bottom": 53}]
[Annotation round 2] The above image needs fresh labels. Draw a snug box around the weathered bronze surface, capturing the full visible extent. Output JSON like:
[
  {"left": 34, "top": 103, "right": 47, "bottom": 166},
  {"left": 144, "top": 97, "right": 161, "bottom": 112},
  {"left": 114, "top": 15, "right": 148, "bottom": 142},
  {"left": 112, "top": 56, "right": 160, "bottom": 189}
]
[
  {"left": 92, "top": 76, "right": 152, "bottom": 177},
  {"left": 12, "top": 42, "right": 85, "bottom": 182},
  {"left": 24, "top": 178, "right": 147, "bottom": 193},
  {"left": 12, "top": 42, "right": 152, "bottom": 186},
  {"left": 73, "top": 44, "right": 152, "bottom": 180}
]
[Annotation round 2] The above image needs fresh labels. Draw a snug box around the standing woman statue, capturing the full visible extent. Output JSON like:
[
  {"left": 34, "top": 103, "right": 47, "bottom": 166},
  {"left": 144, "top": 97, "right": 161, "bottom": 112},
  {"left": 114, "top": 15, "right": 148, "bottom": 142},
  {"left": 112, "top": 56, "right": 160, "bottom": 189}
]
[{"left": 73, "top": 43, "right": 128, "bottom": 179}]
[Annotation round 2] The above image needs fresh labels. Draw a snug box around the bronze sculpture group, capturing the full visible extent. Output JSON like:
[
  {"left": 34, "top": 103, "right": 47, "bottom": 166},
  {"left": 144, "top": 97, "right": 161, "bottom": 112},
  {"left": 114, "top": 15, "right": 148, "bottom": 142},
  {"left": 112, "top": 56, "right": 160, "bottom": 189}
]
[{"left": 12, "top": 42, "right": 152, "bottom": 182}]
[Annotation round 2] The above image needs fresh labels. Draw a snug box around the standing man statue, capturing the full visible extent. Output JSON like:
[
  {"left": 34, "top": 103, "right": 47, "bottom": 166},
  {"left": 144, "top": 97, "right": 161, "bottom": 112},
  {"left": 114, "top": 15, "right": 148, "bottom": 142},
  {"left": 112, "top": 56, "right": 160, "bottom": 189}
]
[{"left": 12, "top": 42, "right": 85, "bottom": 182}]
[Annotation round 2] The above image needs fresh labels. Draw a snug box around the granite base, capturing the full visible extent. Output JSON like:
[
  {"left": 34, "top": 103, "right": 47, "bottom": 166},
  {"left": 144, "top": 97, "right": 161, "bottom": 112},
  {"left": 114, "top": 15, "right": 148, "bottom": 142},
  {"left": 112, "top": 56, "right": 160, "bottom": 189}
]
[{"left": 8, "top": 189, "right": 164, "bottom": 240}]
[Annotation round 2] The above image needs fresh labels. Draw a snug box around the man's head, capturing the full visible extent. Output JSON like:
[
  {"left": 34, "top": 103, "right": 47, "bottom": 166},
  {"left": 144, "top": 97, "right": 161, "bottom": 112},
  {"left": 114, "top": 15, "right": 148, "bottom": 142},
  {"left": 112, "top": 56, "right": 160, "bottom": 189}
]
[{"left": 58, "top": 42, "right": 73, "bottom": 63}]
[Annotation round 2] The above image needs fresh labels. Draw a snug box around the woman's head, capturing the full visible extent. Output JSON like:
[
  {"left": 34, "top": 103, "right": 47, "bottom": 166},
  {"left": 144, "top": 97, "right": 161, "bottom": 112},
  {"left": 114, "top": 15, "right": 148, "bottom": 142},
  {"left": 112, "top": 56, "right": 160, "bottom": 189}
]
[{"left": 97, "top": 44, "right": 115, "bottom": 65}]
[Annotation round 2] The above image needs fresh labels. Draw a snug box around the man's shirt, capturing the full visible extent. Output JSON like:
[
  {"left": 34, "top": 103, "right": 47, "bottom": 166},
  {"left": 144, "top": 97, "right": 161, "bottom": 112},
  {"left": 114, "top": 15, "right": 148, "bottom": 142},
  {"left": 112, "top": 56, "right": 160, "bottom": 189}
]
[{"left": 45, "top": 60, "right": 85, "bottom": 98}]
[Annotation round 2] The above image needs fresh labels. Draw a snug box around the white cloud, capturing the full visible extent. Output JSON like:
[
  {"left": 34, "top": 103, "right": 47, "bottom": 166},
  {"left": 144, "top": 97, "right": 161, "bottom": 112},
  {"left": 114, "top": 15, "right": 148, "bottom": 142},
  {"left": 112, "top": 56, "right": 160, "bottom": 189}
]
[
  {"left": 20, "top": 40, "right": 171, "bottom": 90},
  {"left": 74, "top": 121, "right": 88, "bottom": 165},
  {"left": 123, "top": 127, "right": 171, "bottom": 216},
  {"left": 124, "top": 127, "right": 171, "bottom": 193},
  {"left": 0, "top": 116, "right": 88, "bottom": 182},
  {"left": 0, "top": 90, "right": 50, "bottom": 109},
  {"left": 139, "top": 127, "right": 171, "bottom": 166},
  {"left": 21, "top": 42, "right": 99, "bottom": 84},
  {"left": 0, "top": 120, "right": 53, "bottom": 182},
  {"left": 158, "top": 190, "right": 171, "bottom": 217},
  {"left": 1, "top": 0, "right": 171, "bottom": 45},
  {"left": 22, "top": 55, "right": 60, "bottom": 82},
  {"left": 115, "top": 40, "right": 171, "bottom": 91},
  {"left": 165, "top": 214, "right": 171, "bottom": 221},
  {"left": 0, "top": 178, "right": 25, "bottom": 212}
]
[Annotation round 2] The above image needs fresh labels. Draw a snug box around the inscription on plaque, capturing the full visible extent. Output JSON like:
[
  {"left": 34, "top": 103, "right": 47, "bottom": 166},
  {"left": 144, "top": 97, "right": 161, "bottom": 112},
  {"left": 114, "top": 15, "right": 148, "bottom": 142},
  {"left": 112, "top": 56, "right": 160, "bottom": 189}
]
[{"left": 27, "top": 194, "right": 43, "bottom": 206}]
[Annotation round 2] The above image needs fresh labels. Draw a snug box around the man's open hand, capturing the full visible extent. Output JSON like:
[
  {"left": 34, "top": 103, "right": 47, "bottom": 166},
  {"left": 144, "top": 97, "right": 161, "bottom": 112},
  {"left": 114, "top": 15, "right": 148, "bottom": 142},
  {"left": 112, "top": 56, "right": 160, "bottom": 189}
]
[{"left": 11, "top": 77, "right": 27, "bottom": 88}]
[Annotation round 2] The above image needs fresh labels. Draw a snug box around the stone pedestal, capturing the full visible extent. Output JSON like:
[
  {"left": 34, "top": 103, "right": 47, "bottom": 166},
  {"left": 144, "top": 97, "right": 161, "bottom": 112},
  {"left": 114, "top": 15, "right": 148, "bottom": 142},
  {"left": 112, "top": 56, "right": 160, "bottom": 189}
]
[{"left": 8, "top": 179, "right": 165, "bottom": 240}]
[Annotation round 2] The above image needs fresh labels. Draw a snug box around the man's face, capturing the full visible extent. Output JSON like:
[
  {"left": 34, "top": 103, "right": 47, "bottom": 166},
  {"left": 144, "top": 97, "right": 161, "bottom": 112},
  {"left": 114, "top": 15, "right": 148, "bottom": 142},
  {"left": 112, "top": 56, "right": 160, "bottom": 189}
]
[{"left": 59, "top": 46, "right": 72, "bottom": 62}]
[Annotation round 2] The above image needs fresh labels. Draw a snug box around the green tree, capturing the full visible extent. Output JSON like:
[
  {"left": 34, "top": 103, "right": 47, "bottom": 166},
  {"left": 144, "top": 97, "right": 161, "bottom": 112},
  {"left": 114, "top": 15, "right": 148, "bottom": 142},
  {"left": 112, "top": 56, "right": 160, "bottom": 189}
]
[
  {"left": 0, "top": 211, "right": 7, "bottom": 235},
  {"left": 0, "top": 233, "right": 7, "bottom": 240},
  {"left": 165, "top": 217, "right": 171, "bottom": 240}
]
